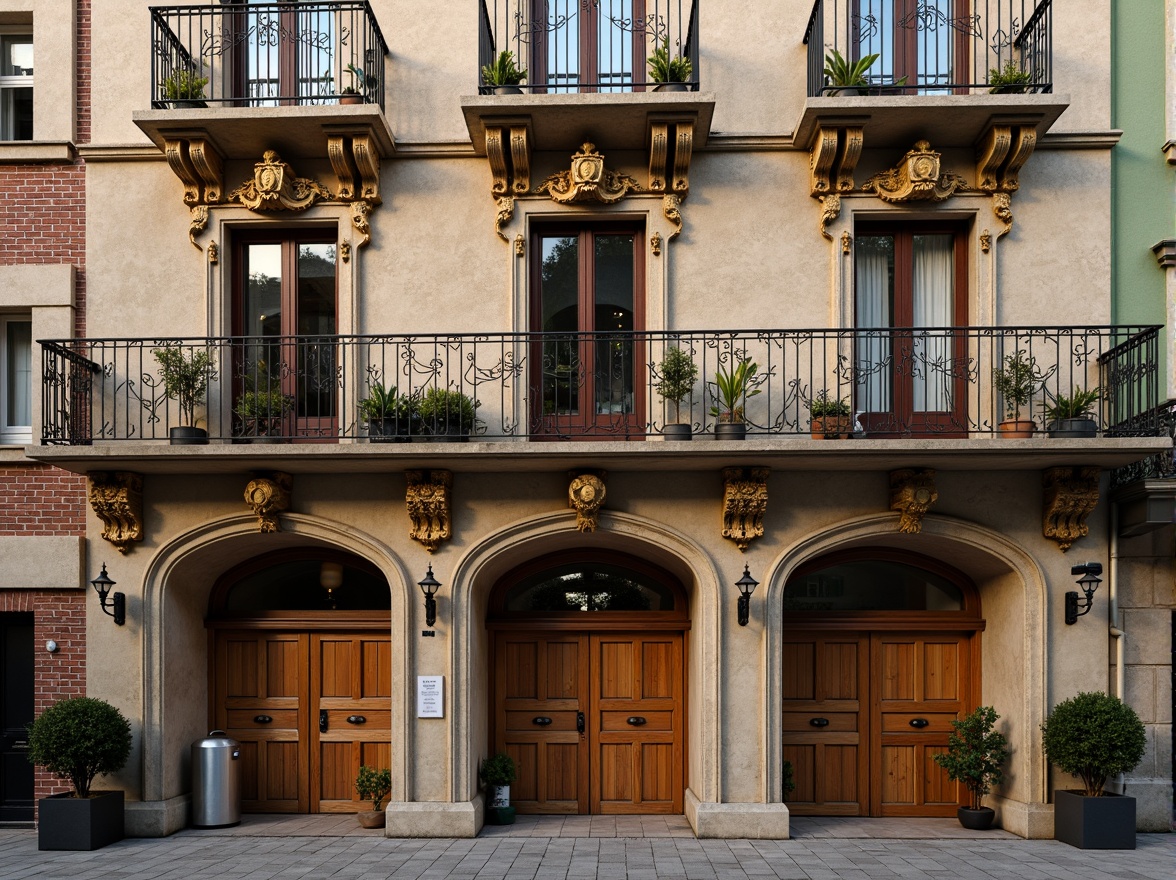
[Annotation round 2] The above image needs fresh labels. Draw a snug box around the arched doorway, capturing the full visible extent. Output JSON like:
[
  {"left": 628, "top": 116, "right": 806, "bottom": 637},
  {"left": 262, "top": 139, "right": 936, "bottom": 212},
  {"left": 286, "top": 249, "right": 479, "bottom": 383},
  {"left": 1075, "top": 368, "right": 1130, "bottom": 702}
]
[
  {"left": 781, "top": 548, "right": 984, "bottom": 817},
  {"left": 487, "top": 550, "right": 689, "bottom": 814},
  {"left": 208, "top": 548, "right": 392, "bottom": 814}
]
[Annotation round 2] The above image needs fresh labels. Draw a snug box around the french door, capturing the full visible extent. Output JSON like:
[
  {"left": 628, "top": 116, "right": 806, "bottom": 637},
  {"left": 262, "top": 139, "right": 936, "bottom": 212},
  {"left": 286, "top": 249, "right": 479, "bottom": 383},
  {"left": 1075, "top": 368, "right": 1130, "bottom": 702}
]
[
  {"left": 531, "top": 0, "right": 647, "bottom": 92},
  {"left": 853, "top": 1, "right": 972, "bottom": 91},
  {"left": 232, "top": 1, "right": 339, "bottom": 104}
]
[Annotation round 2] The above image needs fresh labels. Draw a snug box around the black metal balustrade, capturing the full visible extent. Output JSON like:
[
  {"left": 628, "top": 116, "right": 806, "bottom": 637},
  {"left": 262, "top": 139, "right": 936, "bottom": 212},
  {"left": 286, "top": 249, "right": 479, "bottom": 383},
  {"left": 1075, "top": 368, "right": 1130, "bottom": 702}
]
[
  {"left": 39, "top": 326, "right": 1161, "bottom": 445},
  {"left": 149, "top": 2, "right": 388, "bottom": 109},
  {"left": 478, "top": 0, "right": 699, "bottom": 94},
  {"left": 804, "top": 0, "right": 1052, "bottom": 96}
]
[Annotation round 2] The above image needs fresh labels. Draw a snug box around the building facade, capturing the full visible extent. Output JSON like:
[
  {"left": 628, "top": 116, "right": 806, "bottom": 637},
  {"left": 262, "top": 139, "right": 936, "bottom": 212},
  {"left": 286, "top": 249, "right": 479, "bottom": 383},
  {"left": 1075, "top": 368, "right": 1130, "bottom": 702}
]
[{"left": 2, "top": 0, "right": 1173, "bottom": 838}]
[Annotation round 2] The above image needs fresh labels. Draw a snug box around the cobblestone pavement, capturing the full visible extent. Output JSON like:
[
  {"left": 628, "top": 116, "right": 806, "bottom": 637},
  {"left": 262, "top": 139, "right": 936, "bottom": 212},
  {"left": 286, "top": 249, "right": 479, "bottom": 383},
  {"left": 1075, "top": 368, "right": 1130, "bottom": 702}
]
[{"left": 0, "top": 824, "right": 1172, "bottom": 880}]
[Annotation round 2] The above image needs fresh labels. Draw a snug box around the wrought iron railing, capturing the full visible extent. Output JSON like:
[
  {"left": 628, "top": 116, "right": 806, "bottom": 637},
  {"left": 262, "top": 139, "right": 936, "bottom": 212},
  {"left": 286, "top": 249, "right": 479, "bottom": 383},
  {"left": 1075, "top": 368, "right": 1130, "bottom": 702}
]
[
  {"left": 477, "top": 0, "right": 699, "bottom": 94},
  {"left": 804, "top": 0, "right": 1052, "bottom": 96},
  {"left": 148, "top": 3, "right": 388, "bottom": 110},
  {"left": 39, "top": 326, "right": 1160, "bottom": 445}
]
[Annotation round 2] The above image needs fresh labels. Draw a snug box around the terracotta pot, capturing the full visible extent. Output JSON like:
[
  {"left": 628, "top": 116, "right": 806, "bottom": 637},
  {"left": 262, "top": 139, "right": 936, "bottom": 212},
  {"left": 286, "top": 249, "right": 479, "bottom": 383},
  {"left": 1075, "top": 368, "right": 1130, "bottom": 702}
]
[
  {"left": 340, "top": 93, "right": 363, "bottom": 105},
  {"left": 356, "top": 809, "right": 385, "bottom": 829},
  {"left": 998, "top": 419, "right": 1036, "bottom": 438},
  {"left": 811, "top": 415, "right": 853, "bottom": 439}
]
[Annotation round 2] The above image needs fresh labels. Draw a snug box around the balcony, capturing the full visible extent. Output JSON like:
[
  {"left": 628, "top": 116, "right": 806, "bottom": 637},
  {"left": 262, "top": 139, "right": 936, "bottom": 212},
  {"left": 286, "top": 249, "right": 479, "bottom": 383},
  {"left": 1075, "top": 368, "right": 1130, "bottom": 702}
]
[
  {"left": 134, "top": 2, "right": 393, "bottom": 162},
  {"left": 31, "top": 327, "right": 1169, "bottom": 476}
]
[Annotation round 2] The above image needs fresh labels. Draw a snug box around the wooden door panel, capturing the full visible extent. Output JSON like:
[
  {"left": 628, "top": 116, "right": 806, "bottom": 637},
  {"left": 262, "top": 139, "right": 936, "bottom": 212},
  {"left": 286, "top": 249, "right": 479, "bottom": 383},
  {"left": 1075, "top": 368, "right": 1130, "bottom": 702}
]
[{"left": 781, "top": 642, "right": 816, "bottom": 700}]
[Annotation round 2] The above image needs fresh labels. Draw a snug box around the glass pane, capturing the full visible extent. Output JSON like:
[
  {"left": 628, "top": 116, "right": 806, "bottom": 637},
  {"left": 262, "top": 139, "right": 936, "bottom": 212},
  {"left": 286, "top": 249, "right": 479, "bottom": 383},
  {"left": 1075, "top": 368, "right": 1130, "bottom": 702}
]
[
  {"left": 224, "top": 558, "right": 389, "bottom": 611},
  {"left": 598, "top": 0, "right": 634, "bottom": 92},
  {"left": 1, "top": 87, "right": 33, "bottom": 140},
  {"left": 593, "top": 234, "right": 634, "bottom": 415},
  {"left": 916, "top": 0, "right": 956, "bottom": 88},
  {"left": 546, "top": 0, "right": 580, "bottom": 92},
  {"left": 295, "top": 6, "right": 336, "bottom": 103},
  {"left": 783, "top": 559, "right": 963, "bottom": 612},
  {"left": 242, "top": 243, "right": 283, "bottom": 399},
  {"left": 540, "top": 235, "right": 580, "bottom": 416},
  {"left": 1, "top": 35, "right": 33, "bottom": 75},
  {"left": 505, "top": 563, "right": 674, "bottom": 612},
  {"left": 297, "top": 244, "right": 337, "bottom": 418},
  {"left": 5, "top": 320, "right": 32, "bottom": 428},
  {"left": 855, "top": 235, "right": 894, "bottom": 412},
  {"left": 911, "top": 234, "right": 954, "bottom": 412}
]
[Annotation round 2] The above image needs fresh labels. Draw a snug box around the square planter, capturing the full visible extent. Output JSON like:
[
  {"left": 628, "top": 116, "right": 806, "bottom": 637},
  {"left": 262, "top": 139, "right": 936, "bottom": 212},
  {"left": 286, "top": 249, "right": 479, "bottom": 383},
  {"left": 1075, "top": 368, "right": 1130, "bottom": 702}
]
[
  {"left": 1054, "top": 789, "right": 1135, "bottom": 849},
  {"left": 38, "top": 790, "right": 124, "bottom": 851}
]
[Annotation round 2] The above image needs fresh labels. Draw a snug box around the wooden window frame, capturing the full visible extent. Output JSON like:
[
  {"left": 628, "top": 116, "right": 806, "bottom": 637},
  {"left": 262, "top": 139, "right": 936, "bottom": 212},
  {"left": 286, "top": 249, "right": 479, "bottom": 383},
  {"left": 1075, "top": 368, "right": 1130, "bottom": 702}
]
[{"left": 529, "top": 0, "right": 648, "bottom": 93}]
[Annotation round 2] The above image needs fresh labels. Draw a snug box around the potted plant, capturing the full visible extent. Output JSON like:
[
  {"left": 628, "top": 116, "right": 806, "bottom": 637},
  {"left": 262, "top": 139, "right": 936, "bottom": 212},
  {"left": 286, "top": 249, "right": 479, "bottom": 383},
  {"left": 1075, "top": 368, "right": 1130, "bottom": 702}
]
[
  {"left": 782, "top": 760, "right": 796, "bottom": 801},
  {"left": 481, "top": 50, "right": 527, "bottom": 95},
  {"left": 808, "top": 390, "right": 854, "bottom": 439},
  {"left": 234, "top": 386, "right": 294, "bottom": 441},
  {"left": 1042, "top": 691, "right": 1146, "bottom": 849},
  {"left": 153, "top": 345, "right": 214, "bottom": 444},
  {"left": 479, "top": 752, "right": 517, "bottom": 825},
  {"left": 417, "top": 387, "right": 479, "bottom": 441},
  {"left": 354, "top": 765, "right": 391, "bottom": 829},
  {"left": 993, "top": 350, "right": 1041, "bottom": 438},
  {"left": 359, "top": 381, "right": 417, "bottom": 443},
  {"left": 1045, "top": 386, "right": 1100, "bottom": 438},
  {"left": 160, "top": 67, "right": 209, "bottom": 108},
  {"left": 656, "top": 346, "right": 698, "bottom": 440},
  {"left": 647, "top": 38, "right": 692, "bottom": 92},
  {"left": 988, "top": 59, "right": 1032, "bottom": 94},
  {"left": 931, "top": 705, "right": 1010, "bottom": 830},
  {"left": 823, "top": 49, "right": 879, "bottom": 96},
  {"left": 708, "top": 355, "right": 762, "bottom": 441},
  {"left": 27, "top": 697, "right": 132, "bottom": 851},
  {"left": 340, "top": 62, "right": 365, "bottom": 104}
]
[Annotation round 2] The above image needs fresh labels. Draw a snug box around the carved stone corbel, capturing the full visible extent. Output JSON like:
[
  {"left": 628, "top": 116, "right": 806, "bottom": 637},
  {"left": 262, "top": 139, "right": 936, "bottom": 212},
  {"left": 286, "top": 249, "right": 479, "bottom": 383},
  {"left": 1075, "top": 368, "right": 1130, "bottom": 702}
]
[
  {"left": 1043, "top": 466, "right": 1100, "bottom": 551},
  {"left": 351, "top": 199, "right": 372, "bottom": 247},
  {"left": 861, "top": 141, "right": 969, "bottom": 203},
  {"left": 568, "top": 471, "right": 607, "bottom": 533},
  {"left": 809, "top": 124, "right": 864, "bottom": 196},
  {"left": 889, "top": 468, "right": 938, "bottom": 534},
  {"left": 88, "top": 472, "right": 144, "bottom": 554},
  {"left": 484, "top": 121, "right": 531, "bottom": 239},
  {"left": 244, "top": 471, "right": 292, "bottom": 534},
  {"left": 495, "top": 196, "right": 515, "bottom": 242},
  {"left": 188, "top": 205, "right": 209, "bottom": 249},
  {"left": 721, "top": 467, "right": 769, "bottom": 551},
  {"left": 664, "top": 194, "right": 683, "bottom": 240},
  {"left": 406, "top": 469, "right": 452, "bottom": 553},
  {"left": 326, "top": 131, "right": 382, "bottom": 206},
  {"left": 537, "top": 143, "right": 641, "bottom": 204},
  {"left": 993, "top": 192, "right": 1013, "bottom": 238},
  {"left": 819, "top": 194, "right": 840, "bottom": 241}
]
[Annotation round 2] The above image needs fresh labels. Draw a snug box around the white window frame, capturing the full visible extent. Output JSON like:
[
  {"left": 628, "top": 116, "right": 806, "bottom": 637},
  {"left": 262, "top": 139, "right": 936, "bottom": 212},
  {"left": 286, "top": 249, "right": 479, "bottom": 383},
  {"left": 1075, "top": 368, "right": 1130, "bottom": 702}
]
[
  {"left": 0, "top": 313, "right": 33, "bottom": 444},
  {"left": 0, "top": 28, "right": 34, "bottom": 142}
]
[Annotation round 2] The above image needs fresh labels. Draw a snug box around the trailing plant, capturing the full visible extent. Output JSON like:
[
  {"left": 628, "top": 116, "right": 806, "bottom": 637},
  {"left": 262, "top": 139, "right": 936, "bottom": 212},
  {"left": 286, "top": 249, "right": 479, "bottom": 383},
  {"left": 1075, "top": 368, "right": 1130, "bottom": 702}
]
[
  {"left": 993, "top": 350, "right": 1042, "bottom": 421},
  {"left": 354, "top": 765, "right": 392, "bottom": 811},
  {"left": 161, "top": 67, "right": 208, "bottom": 101},
  {"left": 656, "top": 347, "right": 699, "bottom": 424},
  {"left": 988, "top": 59, "right": 1031, "bottom": 91},
  {"left": 1040, "top": 691, "right": 1146, "bottom": 797},
  {"left": 153, "top": 345, "right": 214, "bottom": 427},
  {"left": 418, "top": 387, "right": 480, "bottom": 434},
  {"left": 1045, "top": 386, "right": 1100, "bottom": 422},
  {"left": 478, "top": 752, "right": 517, "bottom": 787},
  {"left": 807, "top": 389, "right": 851, "bottom": 418},
  {"left": 481, "top": 50, "right": 527, "bottom": 87},
  {"left": 648, "top": 38, "right": 692, "bottom": 84},
  {"left": 932, "top": 705, "right": 1010, "bottom": 810},
  {"left": 823, "top": 49, "right": 879, "bottom": 89},
  {"left": 708, "top": 355, "right": 762, "bottom": 423},
  {"left": 27, "top": 697, "right": 132, "bottom": 799}
]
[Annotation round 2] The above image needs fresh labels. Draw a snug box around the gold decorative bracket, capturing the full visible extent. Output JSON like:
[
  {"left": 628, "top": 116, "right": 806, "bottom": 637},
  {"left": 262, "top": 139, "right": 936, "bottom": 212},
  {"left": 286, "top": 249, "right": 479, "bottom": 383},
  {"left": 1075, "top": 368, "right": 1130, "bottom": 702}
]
[
  {"left": 809, "top": 123, "right": 863, "bottom": 239},
  {"left": 568, "top": 470, "right": 607, "bottom": 533},
  {"left": 889, "top": 468, "right": 938, "bottom": 534},
  {"left": 721, "top": 467, "right": 769, "bottom": 551},
  {"left": 1043, "top": 466, "right": 1100, "bottom": 552},
  {"left": 406, "top": 469, "right": 453, "bottom": 553},
  {"left": 89, "top": 472, "right": 144, "bottom": 554},
  {"left": 164, "top": 135, "right": 224, "bottom": 209},
  {"left": 861, "top": 141, "right": 969, "bottom": 203},
  {"left": 975, "top": 121, "right": 1038, "bottom": 239},
  {"left": 537, "top": 143, "right": 641, "bottom": 205},
  {"left": 326, "top": 129, "right": 383, "bottom": 206},
  {"left": 485, "top": 120, "right": 531, "bottom": 239},
  {"left": 227, "top": 151, "right": 333, "bottom": 211},
  {"left": 647, "top": 116, "right": 694, "bottom": 195},
  {"left": 244, "top": 471, "right": 292, "bottom": 534}
]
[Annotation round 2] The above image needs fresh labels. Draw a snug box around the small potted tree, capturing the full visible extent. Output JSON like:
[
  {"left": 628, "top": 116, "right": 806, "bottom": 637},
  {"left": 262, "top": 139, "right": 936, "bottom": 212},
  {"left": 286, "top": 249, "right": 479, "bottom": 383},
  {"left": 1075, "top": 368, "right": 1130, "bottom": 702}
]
[
  {"left": 27, "top": 697, "right": 132, "bottom": 851},
  {"left": 993, "top": 350, "right": 1041, "bottom": 437},
  {"left": 808, "top": 390, "right": 854, "bottom": 439},
  {"left": 153, "top": 345, "right": 214, "bottom": 444},
  {"left": 417, "top": 387, "right": 479, "bottom": 441},
  {"left": 708, "top": 355, "right": 762, "bottom": 441},
  {"left": 160, "top": 67, "right": 208, "bottom": 108},
  {"left": 359, "top": 381, "right": 418, "bottom": 442},
  {"left": 481, "top": 50, "right": 527, "bottom": 95},
  {"left": 354, "top": 765, "right": 392, "bottom": 829},
  {"left": 647, "top": 38, "right": 692, "bottom": 91},
  {"left": 479, "top": 752, "right": 517, "bottom": 825},
  {"left": 656, "top": 346, "right": 698, "bottom": 440},
  {"left": 932, "top": 705, "right": 1010, "bottom": 830},
  {"left": 1045, "top": 387, "right": 1100, "bottom": 438},
  {"left": 1041, "top": 691, "right": 1146, "bottom": 849}
]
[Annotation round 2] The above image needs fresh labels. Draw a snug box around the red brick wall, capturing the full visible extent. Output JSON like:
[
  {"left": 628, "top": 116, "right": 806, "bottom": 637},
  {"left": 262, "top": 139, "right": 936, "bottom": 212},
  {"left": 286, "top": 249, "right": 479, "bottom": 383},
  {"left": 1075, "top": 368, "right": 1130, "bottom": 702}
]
[
  {"left": 76, "top": 0, "right": 91, "bottom": 147},
  {"left": 0, "top": 465, "right": 87, "bottom": 535}
]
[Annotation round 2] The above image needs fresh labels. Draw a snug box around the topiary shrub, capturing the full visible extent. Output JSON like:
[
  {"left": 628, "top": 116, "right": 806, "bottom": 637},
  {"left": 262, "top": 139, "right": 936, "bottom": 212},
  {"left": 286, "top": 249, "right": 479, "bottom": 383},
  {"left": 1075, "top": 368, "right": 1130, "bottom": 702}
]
[
  {"left": 354, "top": 765, "right": 392, "bottom": 811},
  {"left": 1041, "top": 691, "right": 1146, "bottom": 797},
  {"left": 932, "top": 705, "right": 1010, "bottom": 810},
  {"left": 27, "top": 697, "right": 132, "bottom": 799},
  {"left": 478, "top": 752, "right": 516, "bottom": 787}
]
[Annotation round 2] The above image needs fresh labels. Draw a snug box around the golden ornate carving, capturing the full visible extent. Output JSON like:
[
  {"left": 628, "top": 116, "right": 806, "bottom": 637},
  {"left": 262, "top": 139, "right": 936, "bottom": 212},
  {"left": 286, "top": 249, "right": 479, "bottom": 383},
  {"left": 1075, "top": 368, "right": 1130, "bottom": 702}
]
[
  {"left": 164, "top": 138, "right": 202, "bottom": 206},
  {"left": 509, "top": 125, "right": 531, "bottom": 194},
  {"left": 484, "top": 123, "right": 530, "bottom": 200},
  {"left": 351, "top": 133, "right": 382, "bottom": 203},
  {"left": 975, "top": 125, "right": 1012, "bottom": 192},
  {"left": 486, "top": 128, "right": 509, "bottom": 196},
  {"left": 1043, "top": 466, "right": 1100, "bottom": 552},
  {"left": 819, "top": 194, "right": 840, "bottom": 241},
  {"left": 327, "top": 135, "right": 355, "bottom": 200},
  {"left": 351, "top": 199, "right": 372, "bottom": 247},
  {"left": 537, "top": 143, "right": 641, "bottom": 204},
  {"left": 514, "top": 233, "right": 525, "bottom": 256},
  {"left": 88, "top": 472, "right": 144, "bottom": 554},
  {"left": 837, "top": 127, "right": 864, "bottom": 193},
  {"left": 889, "top": 468, "right": 938, "bottom": 534},
  {"left": 649, "top": 121, "right": 669, "bottom": 192},
  {"left": 244, "top": 472, "right": 292, "bottom": 534},
  {"left": 406, "top": 469, "right": 453, "bottom": 553},
  {"left": 340, "top": 240, "right": 351, "bottom": 263},
  {"left": 810, "top": 127, "right": 839, "bottom": 195},
  {"left": 568, "top": 471, "right": 607, "bottom": 533},
  {"left": 188, "top": 205, "right": 208, "bottom": 249},
  {"left": 980, "top": 229, "right": 991, "bottom": 254},
  {"left": 664, "top": 194, "right": 683, "bottom": 240},
  {"left": 672, "top": 123, "right": 693, "bottom": 193},
  {"left": 993, "top": 192, "right": 1013, "bottom": 238},
  {"left": 862, "top": 141, "right": 969, "bottom": 203},
  {"left": 841, "top": 230, "right": 852, "bottom": 254},
  {"left": 809, "top": 125, "right": 864, "bottom": 197},
  {"left": 1000, "top": 127, "right": 1037, "bottom": 192},
  {"left": 187, "top": 139, "right": 224, "bottom": 203},
  {"left": 651, "top": 231, "right": 662, "bottom": 256},
  {"left": 227, "top": 151, "right": 333, "bottom": 212},
  {"left": 721, "top": 467, "right": 769, "bottom": 551},
  {"left": 207, "top": 241, "right": 219, "bottom": 264},
  {"left": 495, "top": 195, "right": 515, "bottom": 242}
]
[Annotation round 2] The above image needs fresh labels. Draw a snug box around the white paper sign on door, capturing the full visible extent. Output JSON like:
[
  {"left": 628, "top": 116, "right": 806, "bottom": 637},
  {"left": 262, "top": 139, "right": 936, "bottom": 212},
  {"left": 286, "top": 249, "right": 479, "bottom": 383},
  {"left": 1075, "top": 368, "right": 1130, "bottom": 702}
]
[{"left": 417, "top": 675, "right": 443, "bottom": 718}]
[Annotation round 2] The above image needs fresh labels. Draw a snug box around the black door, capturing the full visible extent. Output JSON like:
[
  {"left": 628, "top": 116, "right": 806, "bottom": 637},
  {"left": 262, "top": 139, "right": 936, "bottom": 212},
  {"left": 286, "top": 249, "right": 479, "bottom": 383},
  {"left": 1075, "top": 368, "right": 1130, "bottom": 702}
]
[{"left": 0, "top": 613, "right": 34, "bottom": 823}]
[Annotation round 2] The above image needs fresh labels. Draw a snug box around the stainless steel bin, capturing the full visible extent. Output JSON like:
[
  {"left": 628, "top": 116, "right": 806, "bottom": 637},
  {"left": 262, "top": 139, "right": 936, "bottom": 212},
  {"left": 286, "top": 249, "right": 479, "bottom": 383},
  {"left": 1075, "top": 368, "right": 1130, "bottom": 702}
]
[{"left": 191, "top": 730, "right": 241, "bottom": 828}]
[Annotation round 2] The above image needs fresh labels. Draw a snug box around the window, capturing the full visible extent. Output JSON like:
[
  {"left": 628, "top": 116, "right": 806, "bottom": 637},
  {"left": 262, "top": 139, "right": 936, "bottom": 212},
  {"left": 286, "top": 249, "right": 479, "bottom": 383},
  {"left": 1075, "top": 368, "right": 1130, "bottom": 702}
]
[
  {"left": 232, "top": 1, "right": 338, "bottom": 104},
  {"left": 0, "top": 32, "right": 33, "bottom": 140},
  {"left": 532, "top": 0, "right": 645, "bottom": 92},
  {"left": 1, "top": 316, "right": 32, "bottom": 444},
  {"left": 855, "top": 0, "right": 970, "bottom": 90}
]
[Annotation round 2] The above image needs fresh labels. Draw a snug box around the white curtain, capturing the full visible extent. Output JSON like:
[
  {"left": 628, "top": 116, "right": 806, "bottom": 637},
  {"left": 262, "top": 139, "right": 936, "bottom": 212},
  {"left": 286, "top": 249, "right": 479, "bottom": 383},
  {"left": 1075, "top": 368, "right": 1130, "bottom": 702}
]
[
  {"left": 911, "top": 235, "right": 953, "bottom": 412},
  {"left": 855, "top": 237, "right": 892, "bottom": 411}
]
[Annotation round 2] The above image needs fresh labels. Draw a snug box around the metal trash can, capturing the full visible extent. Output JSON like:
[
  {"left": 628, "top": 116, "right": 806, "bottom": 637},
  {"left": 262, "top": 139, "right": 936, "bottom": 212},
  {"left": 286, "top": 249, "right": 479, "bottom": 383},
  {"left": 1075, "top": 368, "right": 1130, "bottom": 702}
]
[{"left": 191, "top": 730, "right": 241, "bottom": 828}]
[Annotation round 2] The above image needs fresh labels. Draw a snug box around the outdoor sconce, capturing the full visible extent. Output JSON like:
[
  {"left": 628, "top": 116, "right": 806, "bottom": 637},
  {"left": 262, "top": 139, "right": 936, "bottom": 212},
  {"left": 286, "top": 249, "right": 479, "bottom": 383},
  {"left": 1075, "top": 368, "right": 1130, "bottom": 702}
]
[
  {"left": 320, "top": 561, "right": 343, "bottom": 610},
  {"left": 1066, "top": 562, "right": 1102, "bottom": 625},
  {"left": 418, "top": 564, "right": 441, "bottom": 628},
  {"left": 91, "top": 563, "right": 125, "bottom": 626},
  {"left": 735, "top": 564, "right": 758, "bottom": 627}
]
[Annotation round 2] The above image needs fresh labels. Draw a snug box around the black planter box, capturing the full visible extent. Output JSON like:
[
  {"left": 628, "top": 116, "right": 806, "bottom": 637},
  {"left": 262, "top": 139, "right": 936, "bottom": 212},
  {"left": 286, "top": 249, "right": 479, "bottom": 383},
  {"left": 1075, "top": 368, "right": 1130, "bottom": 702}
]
[
  {"left": 1054, "top": 789, "right": 1135, "bottom": 849},
  {"left": 38, "top": 790, "right": 124, "bottom": 851}
]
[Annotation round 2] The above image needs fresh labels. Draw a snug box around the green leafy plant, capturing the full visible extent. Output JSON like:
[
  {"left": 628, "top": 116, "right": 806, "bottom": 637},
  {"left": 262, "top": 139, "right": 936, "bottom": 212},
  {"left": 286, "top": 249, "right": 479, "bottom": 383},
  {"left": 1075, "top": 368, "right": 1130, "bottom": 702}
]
[
  {"left": 807, "top": 390, "right": 851, "bottom": 418},
  {"left": 342, "top": 62, "right": 366, "bottom": 96},
  {"left": 708, "top": 355, "right": 762, "bottom": 423},
  {"left": 418, "top": 387, "right": 480, "bottom": 435},
  {"left": 479, "top": 752, "right": 517, "bottom": 787},
  {"left": 27, "top": 697, "right": 132, "bottom": 799},
  {"left": 233, "top": 388, "right": 294, "bottom": 435},
  {"left": 993, "top": 350, "right": 1042, "bottom": 420},
  {"left": 359, "top": 381, "right": 415, "bottom": 421},
  {"left": 481, "top": 50, "right": 527, "bottom": 87},
  {"left": 1045, "top": 386, "right": 1100, "bottom": 421},
  {"left": 823, "top": 49, "right": 879, "bottom": 89},
  {"left": 988, "top": 59, "right": 1031, "bottom": 92},
  {"left": 161, "top": 67, "right": 208, "bottom": 101},
  {"left": 1041, "top": 691, "right": 1146, "bottom": 797},
  {"left": 648, "top": 38, "right": 693, "bottom": 84},
  {"left": 932, "top": 706, "right": 1010, "bottom": 810},
  {"left": 354, "top": 765, "right": 392, "bottom": 811},
  {"left": 153, "top": 346, "right": 214, "bottom": 427},
  {"left": 656, "top": 347, "right": 698, "bottom": 424},
  {"left": 782, "top": 760, "right": 796, "bottom": 798}
]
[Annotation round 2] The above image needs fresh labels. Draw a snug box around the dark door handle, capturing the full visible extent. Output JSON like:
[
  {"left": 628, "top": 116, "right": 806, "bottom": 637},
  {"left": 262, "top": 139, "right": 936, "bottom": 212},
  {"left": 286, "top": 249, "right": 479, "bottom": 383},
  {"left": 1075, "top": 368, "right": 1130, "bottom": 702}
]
[
  {"left": 346, "top": 715, "right": 366, "bottom": 725},
  {"left": 576, "top": 711, "right": 585, "bottom": 734},
  {"left": 809, "top": 717, "right": 830, "bottom": 728},
  {"left": 319, "top": 710, "right": 328, "bottom": 733},
  {"left": 253, "top": 715, "right": 272, "bottom": 724},
  {"left": 626, "top": 716, "right": 647, "bottom": 726},
  {"left": 909, "top": 718, "right": 930, "bottom": 729},
  {"left": 532, "top": 717, "right": 552, "bottom": 726}
]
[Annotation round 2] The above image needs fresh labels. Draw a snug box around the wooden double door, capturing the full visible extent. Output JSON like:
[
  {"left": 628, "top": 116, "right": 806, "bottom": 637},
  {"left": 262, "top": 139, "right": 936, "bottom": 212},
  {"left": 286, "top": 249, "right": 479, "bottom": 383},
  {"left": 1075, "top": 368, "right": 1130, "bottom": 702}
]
[
  {"left": 213, "top": 630, "right": 391, "bottom": 813},
  {"left": 782, "top": 631, "right": 976, "bottom": 817},
  {"left": 494, "top": 631, "right": 683, "bottom": 814}
]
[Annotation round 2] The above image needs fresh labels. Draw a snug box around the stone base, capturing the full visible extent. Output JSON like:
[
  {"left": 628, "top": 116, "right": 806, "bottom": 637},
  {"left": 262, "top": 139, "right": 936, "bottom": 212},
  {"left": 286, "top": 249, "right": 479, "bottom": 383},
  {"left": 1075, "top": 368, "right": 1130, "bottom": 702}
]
[
  {"left": 684, "top": 789, "right": 789, "bottom": 838},
  {"left": 385, "top": 796, "right": 482, "bottom": 838},
  {"left": 991, "top": 796, "right": 1052, "bottom": 839},
  {"left": 1122, "top": 780, "right": 1176, "bottom": 832},
  {"left": 125, "top": 795, "right": 189, "bottom": 837}
]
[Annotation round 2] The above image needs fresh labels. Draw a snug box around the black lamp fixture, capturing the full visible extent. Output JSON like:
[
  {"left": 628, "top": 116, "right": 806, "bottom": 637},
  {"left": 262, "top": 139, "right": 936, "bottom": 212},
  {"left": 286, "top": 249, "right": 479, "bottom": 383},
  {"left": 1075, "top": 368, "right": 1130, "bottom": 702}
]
[
  {"left": 418, "top": 564, "right": 441, "bottom": 628},
  {"left": 735, "top": 564, "right": 759, "bottom": 627},
  {"left": 91, "top": 563, "right": 125, "bottom": 626},
  {"left": 1066, "top": 562, "right": 1102, "bottom": 625}
]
